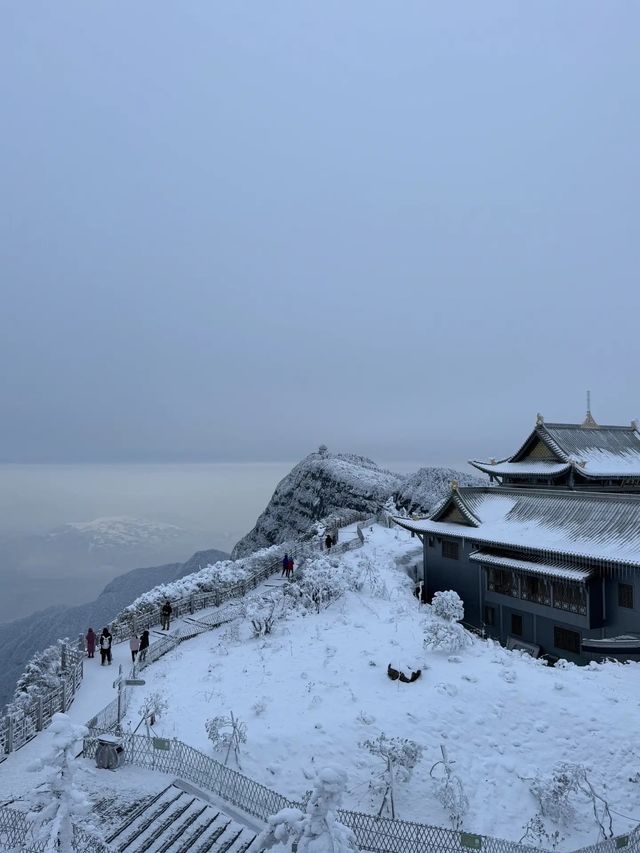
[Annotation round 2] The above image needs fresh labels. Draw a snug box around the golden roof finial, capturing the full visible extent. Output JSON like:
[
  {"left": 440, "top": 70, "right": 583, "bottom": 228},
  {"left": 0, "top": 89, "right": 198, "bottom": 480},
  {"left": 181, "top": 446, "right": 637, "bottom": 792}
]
[
  {"left": 582, "top": 390, "right": 598, "bottom": 428},
  {"left": 450, "top": 479, "right": 459, "bottom": 492},
  {"left": 536, "top": 413, "right": 544, "bottom": 426}
]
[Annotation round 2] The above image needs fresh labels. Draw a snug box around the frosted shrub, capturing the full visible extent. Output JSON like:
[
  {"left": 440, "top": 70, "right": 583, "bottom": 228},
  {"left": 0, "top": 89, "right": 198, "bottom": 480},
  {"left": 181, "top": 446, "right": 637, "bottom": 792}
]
[
  {"left": 295, "top": 557, "right": 357, "bottom": 613},
  {"left": 252, "top": 765, "right": 359, "bottom": 852},
  {"left": 430, "top": 745, "right": 469, "bottom": 830},
  {"left": 431, "top": 590, "right": 464, "bottom": 622},
  {"left": 28, "top": 713, "right": 99, "bottom": 851},
  {"left": 139, "top": 691, "right": 168, "bottom": 724},
  {"left": 243, "top": 589, "right": 288, "bottom": 637},
  {"left": 361, "top": 733, "right": 423, "bottom": 819},
  {"left": 9, "top": 641, "right": 67, "bottom": 713},
  {"left": 356, "top": 557, "right": 388, "bottom": 598},
  {"left": 205, "top": 712, "right": 247, "bottom": 768},
  {"left": 522, "top": 762, "right": 613, "bottom": 839},
  {"left": 423, "top": 620, "right": 472, "bottom": 653}
]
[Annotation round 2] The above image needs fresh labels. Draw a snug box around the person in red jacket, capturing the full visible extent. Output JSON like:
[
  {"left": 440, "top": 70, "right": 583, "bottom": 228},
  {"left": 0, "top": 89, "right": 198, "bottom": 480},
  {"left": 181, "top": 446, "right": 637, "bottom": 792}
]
[
  {"left": 85, "top": 627, "right": 96, "bottom": 659},
  {"left": 286, "top": 556, "right": 294, "bottom": 578}
]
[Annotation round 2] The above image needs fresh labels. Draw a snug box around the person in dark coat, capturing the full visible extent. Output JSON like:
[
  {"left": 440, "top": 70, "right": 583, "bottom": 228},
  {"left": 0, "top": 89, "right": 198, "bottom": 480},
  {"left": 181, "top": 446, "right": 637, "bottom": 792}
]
[
  {"left": 161, "top": 600, "right": 172, "bottom": 630},
  {"left": 282, "top": 553, "right": 289, "bottom": 577},
  {"left": 139, "top": 629, "right": 150, "bottom": 662},
  {"left": 85, "top": 628, "right": 96, "bottom": 659},
  {"left": 286, "top": 556, "right": 294, "bottom": 578},
  {"left": 325, "top": 534, "right": 333, "bottom": 550},
  {"left": 99, "top": 627, "right": 112, "bottom": 666}
]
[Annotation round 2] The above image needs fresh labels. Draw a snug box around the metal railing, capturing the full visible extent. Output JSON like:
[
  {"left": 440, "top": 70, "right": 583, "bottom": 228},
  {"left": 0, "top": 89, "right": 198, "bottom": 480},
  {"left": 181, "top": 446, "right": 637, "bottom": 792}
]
[
  {"left": 1, "top": 645, "right": 84, "bottom": 758},
  {"left": 81, "top": 733, "right": 640, "bottom": 853}
]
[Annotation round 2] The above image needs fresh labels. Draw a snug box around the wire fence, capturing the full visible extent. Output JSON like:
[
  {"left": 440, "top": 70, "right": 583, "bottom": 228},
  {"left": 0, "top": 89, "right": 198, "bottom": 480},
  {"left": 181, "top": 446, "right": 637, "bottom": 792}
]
[
  {"left": 81, "top": 733, "right": 640, "bottom": 853},
  {"left": 0, "top": 804, "right": 112, "bottom": 853}
]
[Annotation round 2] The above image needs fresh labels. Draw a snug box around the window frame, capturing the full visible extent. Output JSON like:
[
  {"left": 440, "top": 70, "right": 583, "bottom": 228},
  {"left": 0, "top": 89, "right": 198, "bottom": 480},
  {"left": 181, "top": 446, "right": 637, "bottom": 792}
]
[
  {"left": 442, "top": 539, "right": 460, "bottom": 561},
  {"left": 554, "top": 626, "right": 581, "bottom": 654},
  {"left": 618, "top": 582, "right": 634, "bottom": 610}
]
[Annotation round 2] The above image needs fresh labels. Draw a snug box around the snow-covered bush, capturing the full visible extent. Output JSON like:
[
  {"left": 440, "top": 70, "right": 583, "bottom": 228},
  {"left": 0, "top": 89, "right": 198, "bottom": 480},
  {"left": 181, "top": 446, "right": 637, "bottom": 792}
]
[
  {"left": 423, "top": 619, "right": 472, "bottom": 653},
  {"left": 294, "top": 556, "right": 358, "bottom": 613},
  {"left": 243, "top": 588, "right": 289, "bottom": 637},
  {"left": 139, "top": 691, "right": 168, "bottom": 723},
  {"left": 9, "top": 640, "right": 68, "bottom": 714},
  {"left": 524, "top": 762, "right": 613, "bottom": 835},
  {"left": 27, "top": 713, "right": 98, "bottom": 851},
  {"left": 252, "top": 765, "right": 359, "bottom": 852},
  {"left": 356, "top": 557, "right": 388, "bottom": 598},
  {"left": 431, "top": 590, "right": 464, "bottom": 623},
  {"left": 205, "top": 712, "right": 247, "bottom": 767},
  {"left": 361, "top": 733, "right": 423, "bottom": 818},
  {"left": 430, "top": 745, "right": 469, "bottom": 830}
]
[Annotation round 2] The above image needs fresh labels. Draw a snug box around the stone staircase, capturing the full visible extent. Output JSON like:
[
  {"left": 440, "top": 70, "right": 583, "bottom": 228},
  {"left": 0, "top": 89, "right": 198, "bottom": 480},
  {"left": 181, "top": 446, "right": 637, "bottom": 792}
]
[{"left": 105, "top": 782, "right": 257, "bottom": 853}]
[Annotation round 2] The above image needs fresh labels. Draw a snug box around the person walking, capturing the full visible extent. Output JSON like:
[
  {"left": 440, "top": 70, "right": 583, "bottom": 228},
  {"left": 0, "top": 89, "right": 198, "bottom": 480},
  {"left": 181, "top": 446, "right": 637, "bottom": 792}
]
[
  {"left": 286, "top": 556, "right": 294, "bottom": 578},
  {"left": 105, "top": 627, "right": 113, "bottom": 664},
  {"left": 85, "top": 628, "right": 96, "bottom": 659},
  {"left": 282, "top": 553, "right": 289, "bottom": 577},
  {"left": 99, "top": 628, "right": 111, "bottom": 666},
  {"left": 325, "top": 534, "right": 333, "bottom": 551},
  {"left": 139, "top": 629, "right": 150, "bottom": 662},
  {"left": 129, "top": 634, "right": 140, "bottom": 663}
]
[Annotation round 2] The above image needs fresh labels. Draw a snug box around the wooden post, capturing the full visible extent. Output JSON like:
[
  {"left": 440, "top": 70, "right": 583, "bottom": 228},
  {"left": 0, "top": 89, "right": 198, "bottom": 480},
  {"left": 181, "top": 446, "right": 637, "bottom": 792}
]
[
  {"left": 6, "top": 716, "right": 14, "bottom": 753},
  {"left": 60, "top": 678, "right": 66, "bottom": 712},
  {"left": 60, "top": 644, "right": 67, "bottom": 671},
  {"left": 36, "top": 697, "right": 44, "bottom": 731}
]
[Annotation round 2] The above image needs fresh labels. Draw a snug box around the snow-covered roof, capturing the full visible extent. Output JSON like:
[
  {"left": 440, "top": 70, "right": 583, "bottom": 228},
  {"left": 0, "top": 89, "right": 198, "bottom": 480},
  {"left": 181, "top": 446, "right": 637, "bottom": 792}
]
[
  {"left": 469, "top": 460, "right": 571, "bottom": 478},
  {"left": 393, "top": 487, "right": 640, "bottom": 567},
  {"left": 469, "top": 551, "right": 592, "bottom": 583},
  {"left": 472, "top": 421, "right": 640, "bottom": 479}
]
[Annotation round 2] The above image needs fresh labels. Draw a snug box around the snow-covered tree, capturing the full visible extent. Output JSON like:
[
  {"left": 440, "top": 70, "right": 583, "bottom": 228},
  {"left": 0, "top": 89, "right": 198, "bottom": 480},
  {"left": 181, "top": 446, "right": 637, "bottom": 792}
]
[
  {"left": 431, "top": 590, "right": 464, "bottom": 623},
  {"left": 243, "top": 588, "right": 288, "bottom": 636},
  {"left": 430, "top": 744, "right": 469, "bottom": 830},
  {"left": 252, "top": 765, "right": 359, "bottom": 852},
  {"left": 27, "top": 713, "right": 97, "bottom": 851},
  {"left": 361, "top": 733, "right": 423, "bottom": 819},
  {"left": 9, "top": 641, "right": 67, "bottom": 713}
]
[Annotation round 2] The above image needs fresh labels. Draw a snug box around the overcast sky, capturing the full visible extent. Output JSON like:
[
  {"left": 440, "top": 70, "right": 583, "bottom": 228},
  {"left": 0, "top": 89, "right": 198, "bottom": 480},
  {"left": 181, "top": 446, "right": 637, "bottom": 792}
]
[{"left": 1, "top": 2, "right": 639, "bottom": 467}]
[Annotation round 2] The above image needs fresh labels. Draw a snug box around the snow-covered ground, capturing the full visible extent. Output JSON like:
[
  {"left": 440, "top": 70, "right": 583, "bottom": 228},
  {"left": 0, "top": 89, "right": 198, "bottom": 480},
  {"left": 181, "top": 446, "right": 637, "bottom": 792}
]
[{"left": 3, "top": 524, "right": 640, "bottom": 851}]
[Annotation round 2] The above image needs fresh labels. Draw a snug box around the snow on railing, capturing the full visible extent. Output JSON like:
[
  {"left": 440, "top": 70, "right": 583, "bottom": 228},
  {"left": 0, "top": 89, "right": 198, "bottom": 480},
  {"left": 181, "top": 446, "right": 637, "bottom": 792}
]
[
  {"left": 0, "top": 804, "right": 111, "bottom": 853},
  {"left": 0, "top": 645, "right": 84, "bottom": 760}
]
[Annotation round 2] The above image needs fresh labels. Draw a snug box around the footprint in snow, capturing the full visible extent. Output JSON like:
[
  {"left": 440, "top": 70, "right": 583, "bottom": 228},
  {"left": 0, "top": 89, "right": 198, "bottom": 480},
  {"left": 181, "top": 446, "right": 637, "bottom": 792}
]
[
  {"left": 435, "top": 682, "right": 458, "bottom": 697},
  {"left": 463, "top": 674, "right": 479, "bottom": 683}
]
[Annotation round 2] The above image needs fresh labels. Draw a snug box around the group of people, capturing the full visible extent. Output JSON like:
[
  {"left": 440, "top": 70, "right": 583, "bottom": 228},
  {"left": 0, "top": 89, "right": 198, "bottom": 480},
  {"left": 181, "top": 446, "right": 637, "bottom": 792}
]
[
  {"left": 281, "top": 553, "right": 295, "bottom": 578},
  {"left": 85, "top": 625, "right": 152, "bottom": 665}
]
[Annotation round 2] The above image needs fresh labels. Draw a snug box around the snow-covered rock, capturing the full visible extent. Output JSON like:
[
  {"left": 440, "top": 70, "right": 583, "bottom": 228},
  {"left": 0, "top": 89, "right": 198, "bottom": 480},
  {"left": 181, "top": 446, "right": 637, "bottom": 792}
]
[
  {"left": 394, "top": 467, "right": 484, "bottom": 515},
  {"left": 232, "top": 451, "right": 403, "bottom": 557}
]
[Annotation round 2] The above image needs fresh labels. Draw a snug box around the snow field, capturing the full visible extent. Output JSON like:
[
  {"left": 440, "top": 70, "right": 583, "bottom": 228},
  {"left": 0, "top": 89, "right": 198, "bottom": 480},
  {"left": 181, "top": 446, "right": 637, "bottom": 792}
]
[{"left": 120, "top": 525, "right": 640, "bottom": 850}]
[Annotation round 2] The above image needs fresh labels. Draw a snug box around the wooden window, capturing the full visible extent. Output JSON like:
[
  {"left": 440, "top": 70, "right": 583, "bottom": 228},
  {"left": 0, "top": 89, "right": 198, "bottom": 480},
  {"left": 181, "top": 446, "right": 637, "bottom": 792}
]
[
  {"left": 618, "top": 583, "right": 634, "bottom": 609},
  {"left": 511, "top": 613, "right": 523, "bottom": 636},
  {"left": 484, "top": 606, "right": 495, "bottom": 627},
  {"left": 442, "top": 540, "right": 459, "bottom": 560},
  {"left": 428, "top": 536, "right": 435, "bottom": 548},
  {"left": 553, "top": 582, "right": 587, "bottom": 616},
  {"left": 487, "top": 567, "right": 517, "bottom": 597},
  {"left": 554, "top": 626, "right": 580, "bottom": 654},
  {"left": 521, "top": 574, "right": 551, "bottom": 607}
]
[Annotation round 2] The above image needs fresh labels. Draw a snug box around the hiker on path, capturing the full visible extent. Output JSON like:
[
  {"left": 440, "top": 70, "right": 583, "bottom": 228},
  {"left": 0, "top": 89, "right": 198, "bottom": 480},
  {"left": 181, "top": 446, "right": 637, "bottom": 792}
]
[
  {"left": 161, "top": 600, "right": 172, "bottom": 631},
  {"left": 286, "top": 556, "right": 294, "bottom": 578},
  {"left": 282, "top": 553, "right": 289, "bottom": 577},
  {"left": 325, "top": 534, "right": 333, "bottom": 551},
  {"left": 129, "top": 635, "right": 140, "bottom": 663},
  {"left": 85, "top": 628, "right": 96, "bottom": 659},
  {"left": 139, "top": 629, "right": 150, "bottom": 662},
  {"left": 99, "top": 628, "right": 112, "bottom": 666}
]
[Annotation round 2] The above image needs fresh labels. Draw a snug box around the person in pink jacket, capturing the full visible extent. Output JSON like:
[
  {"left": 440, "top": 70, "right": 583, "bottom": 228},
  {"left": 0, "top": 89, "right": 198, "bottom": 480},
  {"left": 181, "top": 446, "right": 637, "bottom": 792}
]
[
  {"left": 129, "top": 635, "right": 140, "bottom": 663},
  {"left": 85, "top": 628, "right": 96, "bottom": 659}
]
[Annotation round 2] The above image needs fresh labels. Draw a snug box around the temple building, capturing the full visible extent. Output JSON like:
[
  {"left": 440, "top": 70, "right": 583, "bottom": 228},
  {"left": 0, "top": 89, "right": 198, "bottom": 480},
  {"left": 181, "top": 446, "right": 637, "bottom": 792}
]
[{"left": 394, "top": 410, "right": 640, "bottom": 662}]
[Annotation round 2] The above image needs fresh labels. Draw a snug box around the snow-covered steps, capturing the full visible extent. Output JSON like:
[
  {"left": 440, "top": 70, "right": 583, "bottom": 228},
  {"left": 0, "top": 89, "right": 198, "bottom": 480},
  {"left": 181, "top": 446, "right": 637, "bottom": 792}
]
[{"left": 106, "top": 782, "right": 256, "bottom": 853}]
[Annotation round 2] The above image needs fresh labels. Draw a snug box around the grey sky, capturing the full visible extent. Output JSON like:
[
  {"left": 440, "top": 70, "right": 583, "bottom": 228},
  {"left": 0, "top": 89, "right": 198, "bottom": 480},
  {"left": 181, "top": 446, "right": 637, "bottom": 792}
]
[{"left": 1, "top": 2, "right": 639, "bottom": 466}]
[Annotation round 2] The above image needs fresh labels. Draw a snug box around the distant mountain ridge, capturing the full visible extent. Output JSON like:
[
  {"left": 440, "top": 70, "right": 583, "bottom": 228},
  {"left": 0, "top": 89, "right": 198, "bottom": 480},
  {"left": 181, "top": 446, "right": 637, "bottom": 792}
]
[{"left": 0, "top": 546, "right": 228, "bottom": 709}]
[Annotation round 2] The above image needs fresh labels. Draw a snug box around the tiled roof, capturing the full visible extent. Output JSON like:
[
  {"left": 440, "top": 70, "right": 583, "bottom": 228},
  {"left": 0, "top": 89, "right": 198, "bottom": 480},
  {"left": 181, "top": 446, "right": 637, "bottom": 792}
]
[
  {"left": 469, "top": 551, "right": 592, "bottom": 582},
  {"left": 473, "top": 422, "right": 640, "bottom": 479},
  {"left": 469, "top": 460, "right": 570, "bottom": 478},
  {"left": 393, "top": 487, "right": 640, "bottom": 567}
]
